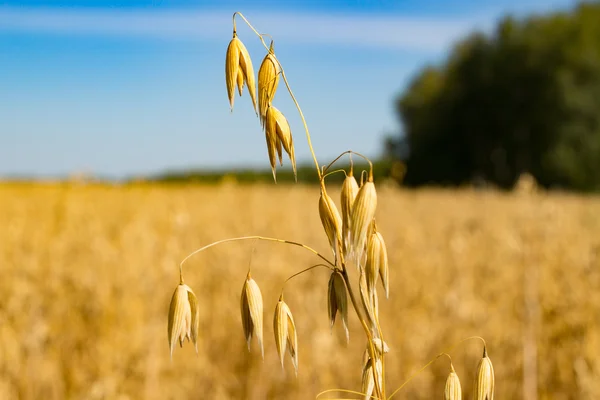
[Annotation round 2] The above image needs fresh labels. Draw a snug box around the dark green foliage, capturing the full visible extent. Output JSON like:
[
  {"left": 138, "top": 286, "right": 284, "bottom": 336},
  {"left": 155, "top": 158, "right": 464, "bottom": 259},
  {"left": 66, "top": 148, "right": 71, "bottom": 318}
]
[
  {"left": 394, "top": 2, "right": 600, "bottom": 191},
  {"left": 145, "top": 160, "right": 394, "bottom": 186}
]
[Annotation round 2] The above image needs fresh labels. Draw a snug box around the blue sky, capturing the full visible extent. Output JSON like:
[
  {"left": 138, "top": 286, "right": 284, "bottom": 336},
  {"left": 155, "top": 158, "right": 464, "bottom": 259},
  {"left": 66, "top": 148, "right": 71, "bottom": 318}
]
[{"left": 0, "top": 0, "right": 579, "bottom": 179}]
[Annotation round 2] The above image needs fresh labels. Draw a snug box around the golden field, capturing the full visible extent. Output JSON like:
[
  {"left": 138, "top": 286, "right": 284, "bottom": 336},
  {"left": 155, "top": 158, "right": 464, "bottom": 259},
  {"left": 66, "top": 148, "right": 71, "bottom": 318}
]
[{"left": 0, "top": 181, "right": 599, "bottom": 399}]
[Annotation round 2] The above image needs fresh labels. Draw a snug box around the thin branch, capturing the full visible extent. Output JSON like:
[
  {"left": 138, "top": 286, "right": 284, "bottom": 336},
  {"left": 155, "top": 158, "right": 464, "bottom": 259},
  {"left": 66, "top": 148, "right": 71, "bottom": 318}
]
[
  {"left": 180, "top": 236, "right": 335, "bottom": 280},
  {"left": 282, "top": 264, "right": 333, "bottom": 291},
  {"left": 387, "top": 337, "right": 488, "bottom": 399}
]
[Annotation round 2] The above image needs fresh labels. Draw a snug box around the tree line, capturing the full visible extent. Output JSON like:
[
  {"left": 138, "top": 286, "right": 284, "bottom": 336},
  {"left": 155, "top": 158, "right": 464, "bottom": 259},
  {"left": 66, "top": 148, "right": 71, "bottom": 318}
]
[{"left": 388, "top": 2, "right": 600, "bottom": 191}]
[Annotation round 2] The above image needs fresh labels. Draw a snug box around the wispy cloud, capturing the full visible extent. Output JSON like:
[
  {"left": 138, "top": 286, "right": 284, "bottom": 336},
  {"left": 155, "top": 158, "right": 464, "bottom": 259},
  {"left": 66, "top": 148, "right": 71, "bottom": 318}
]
[{"left": 0, "top": 7, "right": 489, "bottom": 52}]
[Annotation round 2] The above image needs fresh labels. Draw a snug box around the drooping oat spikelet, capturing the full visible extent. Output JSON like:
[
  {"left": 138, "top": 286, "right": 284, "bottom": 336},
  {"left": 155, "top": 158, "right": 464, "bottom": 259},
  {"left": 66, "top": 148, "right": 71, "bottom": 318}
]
[
  {"left": 258, "top": 43, "right": 280, "bottom": 126},
  {"left": 365, "top": 227, "right": 389, "bottom": 298},
  {"left": 361, "top": 357, "right": 383, "bottom": 400},
  {"left": 361, "top": 338, "right": 390, "bottom": 367},
  {"left": 167, "top": 284, "right": 199, "bottom": 359},
  {"left": 359, "top": 270, "right": 378, "bottom": 331},
  {"left": 445, "top": 366, "right": 462, "bottom": 400},
  {"left": 225, "top": 34, "right": 257, "bottom": 112},
  {"left": 341, "top": 172, "right": 359, "bottom": 259},
  {"left": 240, "top": 272, "right": 264, "bottom": 358},
  {"left": 273, "top": 296, "right": 299, "bottom": 375},
  {"left": 327, "top": 271, "right": 349, "bottom": 342},
  {"left": 265, "top": 105, "right": 297, "bottom": 180},
  {"left": 365, "top": 231, "right": 380, "bottom": 294},
  {"left": 350, "top": 179, "right": 377, "bottom": 265},
  {"left": 474, "top": 348, "right": 495, "bottom": 400},
  {"left": 318, "top": 186, "right": 343, "bottom": 261},
  {"left": 375, "top": 232, "right": 389, "bottom": 299}
]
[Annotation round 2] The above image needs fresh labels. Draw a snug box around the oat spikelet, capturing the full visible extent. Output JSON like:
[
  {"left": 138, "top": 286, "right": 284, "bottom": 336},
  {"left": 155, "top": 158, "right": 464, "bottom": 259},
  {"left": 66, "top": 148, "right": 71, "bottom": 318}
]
[
  {"left": 366, "top": 226, "right": 389, "bottom": 298},
  {"left": 474, "top": 348, "right": 495, "bottom": 400},
  {"left": 167, "top": 284, "right": 199, "bottom": 359},
  {"left": 327, "top": 271, "right": 349, "bottom": 342},
  {"left": 258, "top": 43, "right": 280, "bottom": 126},
  {"left": 445, "top": 366, "right": 462, "bottom": 400},
  {"left": 375, "top": 231, "right": 389, "bottom": 299},
  {"left": 361, "top": 338, "right": 390, "bottom": 367},
  {"left": 264, "top": 122, "right": 278, "bottom": 182},
  {"left": 225, "top": 34, "right": 257, "bottom": 112},
  {"left": 365, "top": 230, "right": 380, "bottom": 294},
  {"left": 273, "top": 296, "right": 299, "bottom": 375},
  {"left": 265, "top": 105, "right": 297, "bottom": 181},
  {"left": 318, "top": 186, "right": 343, "bottom": 260},
  {"left": 350, "top": 180, "right": 377, "bottom": 265},
  {"left": 341, "top": 172, "right": 359, "bottom": 259},
  {"left": 361, "top": 357, "right": 383, "bottom": 400},
  {"left": 359, "top": 270, "right": 378, "bottom": 331},
  {"left": 241, "top": 272, "right": 264, "bottom": 358}
]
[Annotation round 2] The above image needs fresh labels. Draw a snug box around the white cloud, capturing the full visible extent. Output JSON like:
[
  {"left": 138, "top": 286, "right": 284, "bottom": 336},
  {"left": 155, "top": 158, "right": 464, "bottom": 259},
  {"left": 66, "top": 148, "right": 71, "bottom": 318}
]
[{"left": 0, "top": 7, "right": 487, "bottom": 52}]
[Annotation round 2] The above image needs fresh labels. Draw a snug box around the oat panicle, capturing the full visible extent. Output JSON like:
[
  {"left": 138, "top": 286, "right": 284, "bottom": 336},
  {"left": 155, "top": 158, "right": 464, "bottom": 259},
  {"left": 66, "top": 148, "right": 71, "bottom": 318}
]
[
  {"left": 350, "top": 180, "right": 378, "bottom": 265},
  {"left": 166, "top": 13, "right": 498, "bottom": 400},
  {"left": 327, "top": 270, "right": 349, "bottom": 342},
  {"left": 341, "top": 172, "right": 360, "bottom": 259},
  {"left": 366, "top": 226, "right": 389, "bottom": 298},
  {"left": 258, "top": 43, "right": 281, "bottom": 126},
  {"left": 265, "top": 105, "right": 297, "bottom": 180},
  {"left": 318, "top": 187, "right": 343, "bottom": 261},
  {"left": 167, "top": 284, "right": 199, "bottom": 359},
  {"left": 445, "top": 366, "right": 462, "bottom": 400},
  {"left": 474, "top": 348, "right": 495, "bottom": 400},
  {"left": 241, "top": 272, "right": 264, "bottom": 358},
  {"left": 225, "top": 34, "right": 257, "bottom": 112},
  {"left": 273, "top": 296, "right": 299, "bottom": 375}
]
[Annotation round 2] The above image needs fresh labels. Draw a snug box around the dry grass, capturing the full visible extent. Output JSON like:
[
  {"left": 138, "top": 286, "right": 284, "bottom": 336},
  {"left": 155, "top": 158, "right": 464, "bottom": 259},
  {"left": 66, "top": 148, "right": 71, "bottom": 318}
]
[{"left": 0, "top": 181, "right": 599, "bottom": 399}]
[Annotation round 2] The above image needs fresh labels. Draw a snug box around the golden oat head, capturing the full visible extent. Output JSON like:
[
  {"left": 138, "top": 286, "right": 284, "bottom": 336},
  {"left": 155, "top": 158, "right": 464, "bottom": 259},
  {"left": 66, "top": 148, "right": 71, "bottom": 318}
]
[
  {"left": 167, "top": 284, "right": 199, "bottom": 359},
  {"left": 445, "top": 368, "right": 462, "bottom": 400},
  {"left": 265, "top": 105, "right": 297, "bottom": 181},
  {"left": 318, "top": 187, "right": 343, "bottom": 261},
  {"left": 366, "top": 229, "right": 389, "bottom": 299},
  {"left": 350, "top": 181, "right": 378, "bottom": 266},
  {"left": 240, "top": 272, "right": 264, "bottom": 358},
  {"left": 273, "top": 296, "right": 299, "bottom": 375},
  {"left": 340, "top": 172, "right": 359, "bottom": 259},
  {"left": 474, "top": 348, "right": 495, "bottom": 400},
  {"left": 258, "top": 43, "right": 281, "bottom": 127},
  {"left": 361, "top": 357, "right": 383, "bottom": 400},
  {"left": 225, "top": 34, "right": 257, "bottom": 113},
  {"left": 327, "top": 270, "right": 349, "bottom": 343}
]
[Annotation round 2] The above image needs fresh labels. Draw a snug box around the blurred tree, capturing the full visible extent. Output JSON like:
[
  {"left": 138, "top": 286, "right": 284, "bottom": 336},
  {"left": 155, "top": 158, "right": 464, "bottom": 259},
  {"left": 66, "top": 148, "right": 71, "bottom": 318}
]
[{"left": 392, "top": 2, "right": 600, "bottom": 191}]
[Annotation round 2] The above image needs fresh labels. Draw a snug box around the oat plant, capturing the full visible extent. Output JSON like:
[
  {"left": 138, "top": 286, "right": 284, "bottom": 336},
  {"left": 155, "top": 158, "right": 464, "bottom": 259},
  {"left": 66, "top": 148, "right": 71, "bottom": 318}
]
[{"left": 167, "top": 12, "right": 496, "bottom": 399}]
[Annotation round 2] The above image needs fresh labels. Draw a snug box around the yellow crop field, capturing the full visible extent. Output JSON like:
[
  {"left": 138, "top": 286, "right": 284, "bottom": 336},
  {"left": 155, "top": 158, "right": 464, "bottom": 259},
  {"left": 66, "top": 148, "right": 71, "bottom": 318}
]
[{"left": 0, "top": 182, "right": 598, "bottom": 399}]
